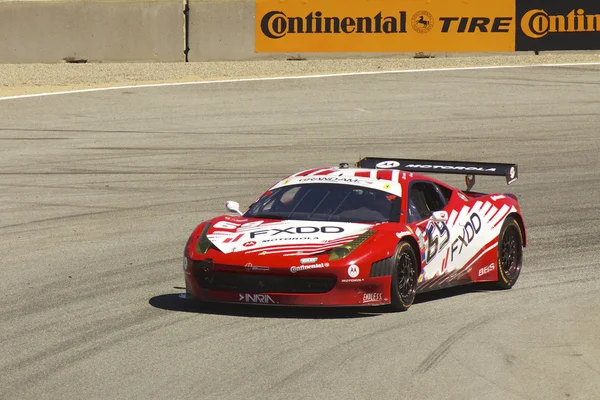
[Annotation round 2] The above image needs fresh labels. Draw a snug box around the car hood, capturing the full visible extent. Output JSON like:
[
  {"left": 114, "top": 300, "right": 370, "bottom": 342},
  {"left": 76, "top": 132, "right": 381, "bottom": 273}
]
[{"left": 206, "top": 217, "right": 374, "bottom": 255}]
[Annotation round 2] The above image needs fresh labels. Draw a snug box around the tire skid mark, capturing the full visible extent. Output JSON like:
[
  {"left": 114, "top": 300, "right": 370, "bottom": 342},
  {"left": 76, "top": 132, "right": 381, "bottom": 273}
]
[
  {"left": 0, "top": 175, "right": 248, "bottom": 189},
  {"left": 2, "top": 201, "right": 124, "bottom": 210},
  {"left": 0, "top": 194, "right": 244, "bottom": 232},
  {"left": 0, "top": 256, "right": 181, "bottom": 324},
  {"left": 0, "top": 127, "right": 301, "bottom": 136},
  {"left": 0, "top": 137, "right": 68, "bottom": 140},
  {"left": 454, "top": 351, "right": 536, "bottom": 400},
  {"left": 1, "top": 309, "right": 191, "bottom": 398},
  {"left": 267, "top": 317, "right": 426, "bottom": 394},
  {"left": 414, "top": 316, "right": 493, "bottom": 374},
  {"left": 0, "top": 170, "right": 289, "bottom": 176}
]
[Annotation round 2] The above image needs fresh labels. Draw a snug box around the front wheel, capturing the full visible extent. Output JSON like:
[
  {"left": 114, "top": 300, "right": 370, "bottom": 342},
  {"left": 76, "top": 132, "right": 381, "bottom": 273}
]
[
  {"left": 495, "top": 216, "right": 523, "bottom": 289},
  {"left": 390, "top": 241, "right": 419, "bottom": 311}
]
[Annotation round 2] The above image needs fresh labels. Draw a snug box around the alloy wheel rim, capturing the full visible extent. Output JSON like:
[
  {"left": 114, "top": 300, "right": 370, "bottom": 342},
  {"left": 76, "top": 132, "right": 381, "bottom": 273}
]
[
  {"left": 500, "top": 226, "right": 521, "bottom": 280},
  {"left": 397, "top": 252, "right": 416, "bottom": 302}
]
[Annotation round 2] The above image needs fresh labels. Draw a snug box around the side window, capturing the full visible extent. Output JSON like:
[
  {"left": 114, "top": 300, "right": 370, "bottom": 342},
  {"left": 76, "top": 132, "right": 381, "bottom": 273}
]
[
  {"left": 407, "top": 181, "right": 448, "bottom": 223},
  {"left": 436, "top": 184, "right": 453, "bottom": 203}
]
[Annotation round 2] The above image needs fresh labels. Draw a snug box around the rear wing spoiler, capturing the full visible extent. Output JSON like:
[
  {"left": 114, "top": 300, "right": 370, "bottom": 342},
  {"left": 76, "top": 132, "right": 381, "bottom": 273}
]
[{"left": 355, "top": 157, "right": 518, "bottom": 190}]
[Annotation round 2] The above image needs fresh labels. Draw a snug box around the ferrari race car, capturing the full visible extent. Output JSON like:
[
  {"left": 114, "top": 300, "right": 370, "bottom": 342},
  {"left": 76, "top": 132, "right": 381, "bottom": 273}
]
[{"left": 183, "top": 157, "right": 526, "bottom": 311}]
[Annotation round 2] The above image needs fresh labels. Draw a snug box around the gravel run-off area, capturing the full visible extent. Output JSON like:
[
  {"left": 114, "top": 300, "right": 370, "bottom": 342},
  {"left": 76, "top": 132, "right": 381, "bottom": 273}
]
[{"left": 1, "top": 53, "right": 600, "bottom": 98}]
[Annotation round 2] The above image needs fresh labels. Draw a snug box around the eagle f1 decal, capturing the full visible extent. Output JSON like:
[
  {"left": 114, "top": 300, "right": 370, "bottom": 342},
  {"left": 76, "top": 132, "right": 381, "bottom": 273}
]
[
  {"left": 418, "top": 200, "right": 515, "bottom": 281},
  {"left": 207, "top": 220, "right": 373, "bottom": 254}
]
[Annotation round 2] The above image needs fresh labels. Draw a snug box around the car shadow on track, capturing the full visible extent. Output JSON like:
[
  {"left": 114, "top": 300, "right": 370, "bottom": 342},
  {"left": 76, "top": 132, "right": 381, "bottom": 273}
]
[
  {"left": 149, "top": 284, "right": 498, "bottom": 319},
  {"left": 149, "top": 293, "right": 387, "bottom": 319},
  {"left": 414, "top": 283, "right": 500, "bottom": 305}
]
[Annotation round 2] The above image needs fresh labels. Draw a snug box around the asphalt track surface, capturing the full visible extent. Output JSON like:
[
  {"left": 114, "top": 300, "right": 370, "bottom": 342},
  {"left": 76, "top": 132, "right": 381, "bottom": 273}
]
[{"left": 1, "top": 65, "right": 600, "bottom": 400}]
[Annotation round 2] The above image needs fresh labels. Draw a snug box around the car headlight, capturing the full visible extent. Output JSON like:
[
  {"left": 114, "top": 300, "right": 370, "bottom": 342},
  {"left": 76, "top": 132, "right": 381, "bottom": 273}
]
[
  {"left": 196, "top": 223, "right": 213, "bottom": 254},
  {"left": 329, "top": 230, "right": 375, "bottom": 261}
]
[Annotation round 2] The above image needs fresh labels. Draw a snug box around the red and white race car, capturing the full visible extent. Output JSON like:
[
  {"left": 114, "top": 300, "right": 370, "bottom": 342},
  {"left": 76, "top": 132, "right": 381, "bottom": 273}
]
[{"left": 183, "top": 157, "right": 526, "bottom": 311}]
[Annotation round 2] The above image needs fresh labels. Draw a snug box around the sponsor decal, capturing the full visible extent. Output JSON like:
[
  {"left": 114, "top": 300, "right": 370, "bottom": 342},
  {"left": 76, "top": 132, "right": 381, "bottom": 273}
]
[
  {"left": 341, "top": 278, "right": 364, "bottom": 283},
  {"left": 260, "top": 11, "right": 408, "bottom": 39},
  {"left": 222, "top": 234, "right": 244, "bottom": 243},
  {"left": 376, "top": 160, "right": 400, "bottom": 169},
  {"left": 209, "top": 220, "right": 372, "bottom": 254},
  {"left": 250, "top": 225, "right": 344, "bottom": 239},
  {"left": 418, "top": 269, "right": 425, "bottom": 283},
  {"left": 404, "top": 163, "right": 497, "bottom": 172},
  {"left": 213, "top": 220, "right": 264, "bottom": 230},
  {"left": 256, "top": 0, "right": 516, "bottom": 52},
  {"left": 290, "top": 262, "right": 330, "bottom": 273},
  {"left": 438, "top": 16, "right": 512, "bottom": 33},
  {"left": 297, "top": 176, "right": 372, "bottom": 185},
  {"left": 300, "top": 257, "right": 318, "bottom": 264},
  {"left": 362, "top": 292, "right": 384, "bottom": 303},
  {"left": 520, "top": 8, "right": 599, "bottom": 39},
  {"left": 516, "top": 1, "right": 600, "bottom": 51},
  {"left": 450, "top": 213, "right": 482, "bottom": 261},
  {"left": 457, "top": 192, "right": 469, "bottom": 202},
  {"left": 415, "top": 227, "right": 427, "bottom": 250},
  {"left": 478, "top": 262, "right": 496, "bottom": 277},
  {"left": 283, "top": 251, "right": 305, "bottom": 256},
  {"left": 245, "top": 263, "right": 270, "bottom": 272},
  {"left": 347, "top": 264, "right": 360, "bottom": 278},
  {"left": 262, "top": 236, "right": 319, "bottom": 243},
  {"left": 411, "top": 11, "right": 434, "bottom": 34},
  {"left": 423, "top": 211, "right": 477, "bottom": 275},
  {"left": 418, "top": 200, "right": 515, "bottom": 283},
  {"left": 396, "top": 230, "right": 412, "bottom": 239},
  {"left": 239, "top": 293, "right": 276, "bottom": 304}
]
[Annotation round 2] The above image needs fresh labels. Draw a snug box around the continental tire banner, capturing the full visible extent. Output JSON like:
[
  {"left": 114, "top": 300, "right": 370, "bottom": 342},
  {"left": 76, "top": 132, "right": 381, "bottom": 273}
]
[
  {"left": 516, "top": 0, "right": 600, "bottom": 51},
  {"left": 255, "top": 0, "right": 516, "bottom": 52}
]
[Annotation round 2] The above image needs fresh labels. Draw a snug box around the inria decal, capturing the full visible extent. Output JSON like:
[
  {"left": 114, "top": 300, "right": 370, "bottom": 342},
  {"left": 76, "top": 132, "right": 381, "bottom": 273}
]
[{"left": 239, "top": 293, "right": 276, "bottom": 304}]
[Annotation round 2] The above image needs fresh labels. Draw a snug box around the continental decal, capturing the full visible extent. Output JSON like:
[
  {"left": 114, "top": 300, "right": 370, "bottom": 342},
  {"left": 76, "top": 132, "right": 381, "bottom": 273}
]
[
  {"left": 515, "top": 0, "right": 600, "bottom": 51},
  {"left": 260, "top": 11, "right": 408, "bottom": 39},
  {"left": 256, "top": 0, "right": 516, "bottom": 53},
  {"left": 521, "top": 9, "right": 600, "bottom": 39}
]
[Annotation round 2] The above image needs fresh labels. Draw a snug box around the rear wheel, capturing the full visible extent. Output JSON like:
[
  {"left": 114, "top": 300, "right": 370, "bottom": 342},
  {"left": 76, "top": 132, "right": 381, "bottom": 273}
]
[
  {"left": 495, "top": 217, "right": 523, "bottom": 289},
  {"left": 390, "top": 241, "right": 419, "bottom": 311}
]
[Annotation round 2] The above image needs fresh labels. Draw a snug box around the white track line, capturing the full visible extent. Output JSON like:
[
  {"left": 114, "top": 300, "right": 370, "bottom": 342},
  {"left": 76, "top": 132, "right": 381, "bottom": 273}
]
[{"left": 1, "top": 61, "right": 599, "bottom": 102}]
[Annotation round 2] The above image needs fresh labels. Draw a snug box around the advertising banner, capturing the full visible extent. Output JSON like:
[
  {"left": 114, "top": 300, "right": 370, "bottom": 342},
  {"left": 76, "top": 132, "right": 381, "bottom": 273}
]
[
  {"left": 255, "top": 0, "right": 516, "bottom": 52},
  {"left": 515, "top": 0, "right": 600, "bottom": 51}
]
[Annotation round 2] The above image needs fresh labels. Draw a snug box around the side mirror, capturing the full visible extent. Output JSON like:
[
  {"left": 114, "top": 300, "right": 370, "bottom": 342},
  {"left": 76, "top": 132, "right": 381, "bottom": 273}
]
[
  {"left": 225, "top": 200, "right": 243, "bottom": 216},
  {"left": 431, "top": 210, "right": 448, "bottom": 222}
]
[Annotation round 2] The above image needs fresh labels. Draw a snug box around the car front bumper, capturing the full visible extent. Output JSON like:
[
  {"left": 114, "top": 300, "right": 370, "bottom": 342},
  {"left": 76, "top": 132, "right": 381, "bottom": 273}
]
[{"left": 184, "top": 261, "right": 393, "bottom": 307}]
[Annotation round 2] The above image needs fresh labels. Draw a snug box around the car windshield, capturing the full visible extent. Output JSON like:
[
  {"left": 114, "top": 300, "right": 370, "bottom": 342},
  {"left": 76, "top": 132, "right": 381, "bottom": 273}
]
[{"left": 244, "top": 183, "right": 401, "bottom": 223}]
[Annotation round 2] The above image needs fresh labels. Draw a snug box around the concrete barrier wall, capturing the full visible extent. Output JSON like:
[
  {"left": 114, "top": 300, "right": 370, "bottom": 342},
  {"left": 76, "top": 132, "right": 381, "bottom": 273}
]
[
  {"left": 0, "top": 0, "right": 184, "bottom": 63},
  {"left": 0, "top": 0, "right": 547, "bottom": 63},
  {"left": 188, "top": 0, "right": 401, "bottom": 62}
]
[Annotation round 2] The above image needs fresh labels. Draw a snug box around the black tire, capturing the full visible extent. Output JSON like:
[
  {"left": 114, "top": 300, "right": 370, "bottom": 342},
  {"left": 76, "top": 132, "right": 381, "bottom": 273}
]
[
  {"left": 390, "top": 241, "right": 419, "bottom": 311},
  {"left": 495, "top": 216, "right": 523, "bottom": 289}
]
